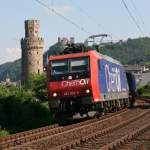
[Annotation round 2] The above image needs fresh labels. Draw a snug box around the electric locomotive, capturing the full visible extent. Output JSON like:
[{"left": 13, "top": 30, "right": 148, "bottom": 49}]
[{"left": 47, "top": 47, "right": 132, "bottom": 118}]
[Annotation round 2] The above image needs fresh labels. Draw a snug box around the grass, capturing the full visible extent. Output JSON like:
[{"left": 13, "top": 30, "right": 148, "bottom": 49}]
[
  {"left": 143, "top": 92, "right": 150, "bottom": 97},
  {"left": 137, "top": 84, "right": 150, "bottom": 98},
  {"left": 41, "top": 101, "right": 49, "bottom": 109},
  {"left": 0, "top": 129, "right": 9, "bottom": 137}
]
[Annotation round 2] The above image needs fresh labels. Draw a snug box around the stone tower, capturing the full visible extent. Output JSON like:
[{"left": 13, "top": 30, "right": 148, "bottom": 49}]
[{"left": 21, "top": 20, "right": 44, "bottom": 85}]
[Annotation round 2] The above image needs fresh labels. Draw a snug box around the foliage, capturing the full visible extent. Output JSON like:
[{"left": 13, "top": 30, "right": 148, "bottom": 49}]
[
  {"left": 0, "top": 96, "right": 51, "bottom": 134},
  {"left": 0, "top": 73, "right": 50, "bottom": 136},
  {"left": 0, "top": 84, "right": 52, "bottom": 135},
  {"left": 0, "top": 86, "right": 10, "bottom": 97},
  {"left": 99, "top": 37, "right": 150, "bottom": 65},
  {"left": 0, "top": 129, "right": 9, "bottom": 137},
  {"left": 0, "top": 73, "right": 48, "bottom": 102},
  {"left": 26, "top": 74, "right": 48, "bottom": 101},
  {"left": 137, "top": 83, "right": 150, "bottom": 96},
  {"left": 0, "top": 85, "right": 32, "bottom": 100},
  {"left": 0, "top": 59, "right": 21, "bottom": 81}
]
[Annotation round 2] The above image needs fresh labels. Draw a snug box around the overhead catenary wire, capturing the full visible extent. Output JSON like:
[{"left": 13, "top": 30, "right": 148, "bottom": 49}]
[
  {"left": 69, "top": 0, "right": 120, "bottom": 41},
  {"left": 69, "top": 0, "right": 104, "bottom": 32},
  {"left": 130, "top": 0, "right": 145, "bottom": 25},
  {"left": 130, "top": 0, "right": 149, "bottom": 34},
  {"left": 35, "top": 0, "right": 93, "bottom": 35},
  {"left": 121, "top": 0, "right": 145, "bottom": 36}
]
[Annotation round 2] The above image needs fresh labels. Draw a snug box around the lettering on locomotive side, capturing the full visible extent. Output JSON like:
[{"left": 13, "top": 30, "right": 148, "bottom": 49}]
[
  {"left": 105, "top": 64, "right": 122, "bottom": 92},
  {"left": 61, "top": 79, "right": 89, "bottom": 88}
]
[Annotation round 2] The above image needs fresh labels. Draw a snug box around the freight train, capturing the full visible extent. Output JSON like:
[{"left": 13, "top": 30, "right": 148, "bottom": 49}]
[{"left": 47, "top": 48, "right": 136, "bottom": 119}]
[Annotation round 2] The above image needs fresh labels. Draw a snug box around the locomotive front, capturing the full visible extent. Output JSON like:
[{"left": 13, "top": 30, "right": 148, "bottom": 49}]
[{"left": 48, "top": 52, "right": 92, "bottom": 115}]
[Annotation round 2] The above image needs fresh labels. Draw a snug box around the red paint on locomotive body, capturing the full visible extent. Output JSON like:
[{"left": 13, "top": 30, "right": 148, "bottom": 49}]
[
  {"left": 89, "top": 51, "right": 101, "bottom": 102},
  {"left": 49, "top": 52, "right": 89, "bottom": 60},
  {"left": 48, "top": 78, "right": 91, "bottom": 98},
  {"left": 48, "top": 50, "right": 101, "bottom": 102}
]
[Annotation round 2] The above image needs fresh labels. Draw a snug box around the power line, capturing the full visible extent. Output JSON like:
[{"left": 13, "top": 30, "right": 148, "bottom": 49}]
[
  {"left": 130, "top": 0, "right": 149, "bottom": 33},
  {"left": 35, "top": 0, "right": 93, "bottom": 35},
  {"left": 130, "top": 0, "right": 145, "bottom": 25},
  {"left": 69, "top": 0, "right": 104, "bottom": 32},
  {"left": 69, "top": 0, "right": 120, "bottom": 41},
  {"left": 121, "top": 0, "right": 144, "bottom": 36}
]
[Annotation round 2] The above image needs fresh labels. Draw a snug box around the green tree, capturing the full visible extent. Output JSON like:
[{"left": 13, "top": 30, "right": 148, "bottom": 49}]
[{"left": 26, "top": 74, "right": 48, "bottom": 101}]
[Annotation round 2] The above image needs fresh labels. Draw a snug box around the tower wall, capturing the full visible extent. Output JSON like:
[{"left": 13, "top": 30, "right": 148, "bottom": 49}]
[{"left": 21, "top": 20, "right": 44, "bottom": 85}]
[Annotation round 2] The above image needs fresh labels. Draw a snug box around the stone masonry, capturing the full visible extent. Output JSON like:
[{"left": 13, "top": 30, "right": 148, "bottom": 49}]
[{"left": 21, "top": 20, "right": 44, "bottom": 85}]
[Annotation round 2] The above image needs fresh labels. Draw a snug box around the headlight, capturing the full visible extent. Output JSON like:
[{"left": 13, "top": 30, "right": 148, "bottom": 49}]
[
  {"left": 86, "top": 89, "right": 90, "bottom": 93},
  {"left": 53, "top": 93, "right": 57, "bottom": 97},
  {"left": 68, "top": 76, "right": 72, "bottom": 80}
]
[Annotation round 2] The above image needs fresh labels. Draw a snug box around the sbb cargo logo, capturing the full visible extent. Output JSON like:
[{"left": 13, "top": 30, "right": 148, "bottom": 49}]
[{"left": 61, "top": 79, "right": 89, "bottom": 88}]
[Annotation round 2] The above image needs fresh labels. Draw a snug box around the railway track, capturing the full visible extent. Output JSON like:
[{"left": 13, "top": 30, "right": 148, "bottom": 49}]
[
  {"left": 9, "top": 109, "right": 149, "bottom": 149},
  {"left": 0, "top": 99, "right": 149, "bottom": 150},
  {"left": 119, "top": 128, "right": 150, "bottom": 150},
  {"left": 137, "top": 96, "right": 150, "bottom": 104},
  {"left": 0, "top": 108, "right": 130, "bottom": 150},
  {"left": 0, "top": 124, "right": 59, "bottom": 148},
  {"left": 70, "top": 110, "right": 150, "bottom": 150}
]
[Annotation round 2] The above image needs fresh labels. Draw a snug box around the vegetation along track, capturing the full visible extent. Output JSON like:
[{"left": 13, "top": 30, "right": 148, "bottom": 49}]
[
  {"left": 9, "top": 108, "right": 150, "bottom": 149},
  {"left": 0, "top": 108, "right": 129, "bottom": 149}
]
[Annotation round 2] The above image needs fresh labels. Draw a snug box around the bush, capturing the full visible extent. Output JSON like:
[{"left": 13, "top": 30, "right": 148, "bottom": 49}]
[
  {"left": 0, "top": 74, "right": 52, "bottom": 136},
  {"left": 0, "top": 129, "right": 9, "bottom": 137},
  {"left": 137, "top": 84, "right": 150, "bottom": 96},
  {"left": 25, "top": 74, "right": 48, "bottom": 101},
  {"left": 137, "top": 88, "right": 144, "bottom": 95},
  {"left": 0, "top": 96, "right": 51, "bottom": 134}
]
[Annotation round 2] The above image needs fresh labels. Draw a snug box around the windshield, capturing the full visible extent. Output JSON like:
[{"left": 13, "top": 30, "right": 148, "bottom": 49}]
[
  {"left": 70, "top": 58, "right": 89, "bottom": 72},
  {"left": 51, "top": 57, "right": 89, "bottom": 75},
  {"left": 51, "top": 60, "right": 68, "bottom": 75}
]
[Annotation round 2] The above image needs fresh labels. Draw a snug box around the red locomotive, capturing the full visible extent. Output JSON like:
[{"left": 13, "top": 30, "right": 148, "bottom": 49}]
[{"left": 47, "top": 47, "right": 135, "bottom": 119}]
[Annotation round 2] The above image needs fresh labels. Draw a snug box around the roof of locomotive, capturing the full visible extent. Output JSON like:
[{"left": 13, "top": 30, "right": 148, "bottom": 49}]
[
  {"left": 49, "top": 50, "right": 122, "bottom": 66},
  {"left": 100, "top": 54, "right": 122, "bottom": 66},
  {"left": 49, "top": 51, "right": 89, "bottom": 60}
]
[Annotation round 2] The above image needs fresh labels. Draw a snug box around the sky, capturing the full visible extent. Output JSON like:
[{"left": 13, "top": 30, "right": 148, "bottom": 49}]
[{"left": 0, "top": 0, "right": 149, "bottom": 65}]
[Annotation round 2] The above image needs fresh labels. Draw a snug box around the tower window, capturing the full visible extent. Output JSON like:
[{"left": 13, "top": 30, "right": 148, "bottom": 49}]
[{"left": 38, "top": 69, "right": 40, "bottom": 74}]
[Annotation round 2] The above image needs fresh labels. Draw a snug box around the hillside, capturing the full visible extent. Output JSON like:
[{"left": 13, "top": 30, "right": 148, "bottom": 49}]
[
  {"left": 0, "top": 37, "right": 150, "bottom": 81},
  {"left": 100, "top": 37, "right": 150, "bottom": 65},
  {"left": 0, "top": 59, "right": 21, "bottom": 81}
]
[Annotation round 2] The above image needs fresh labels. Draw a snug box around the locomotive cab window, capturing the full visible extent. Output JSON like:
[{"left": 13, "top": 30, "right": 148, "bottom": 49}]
[
  {"left": 51, "top": 60, "right": 68, "bottom": 75},
  {"left": 70, "top": 57, "right": 89, "bottom": 72},
  {"left": 50, "top": 57, "right": 90, "bottom": 81}
]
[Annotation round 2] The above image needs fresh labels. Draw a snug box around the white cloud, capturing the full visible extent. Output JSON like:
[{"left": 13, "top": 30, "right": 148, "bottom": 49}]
[
  {"left": 0, "top": 48, "right": 21, "bottom": 65},
  {"left": 6, "top": 48, "right": 21, "bottom": 58}
]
